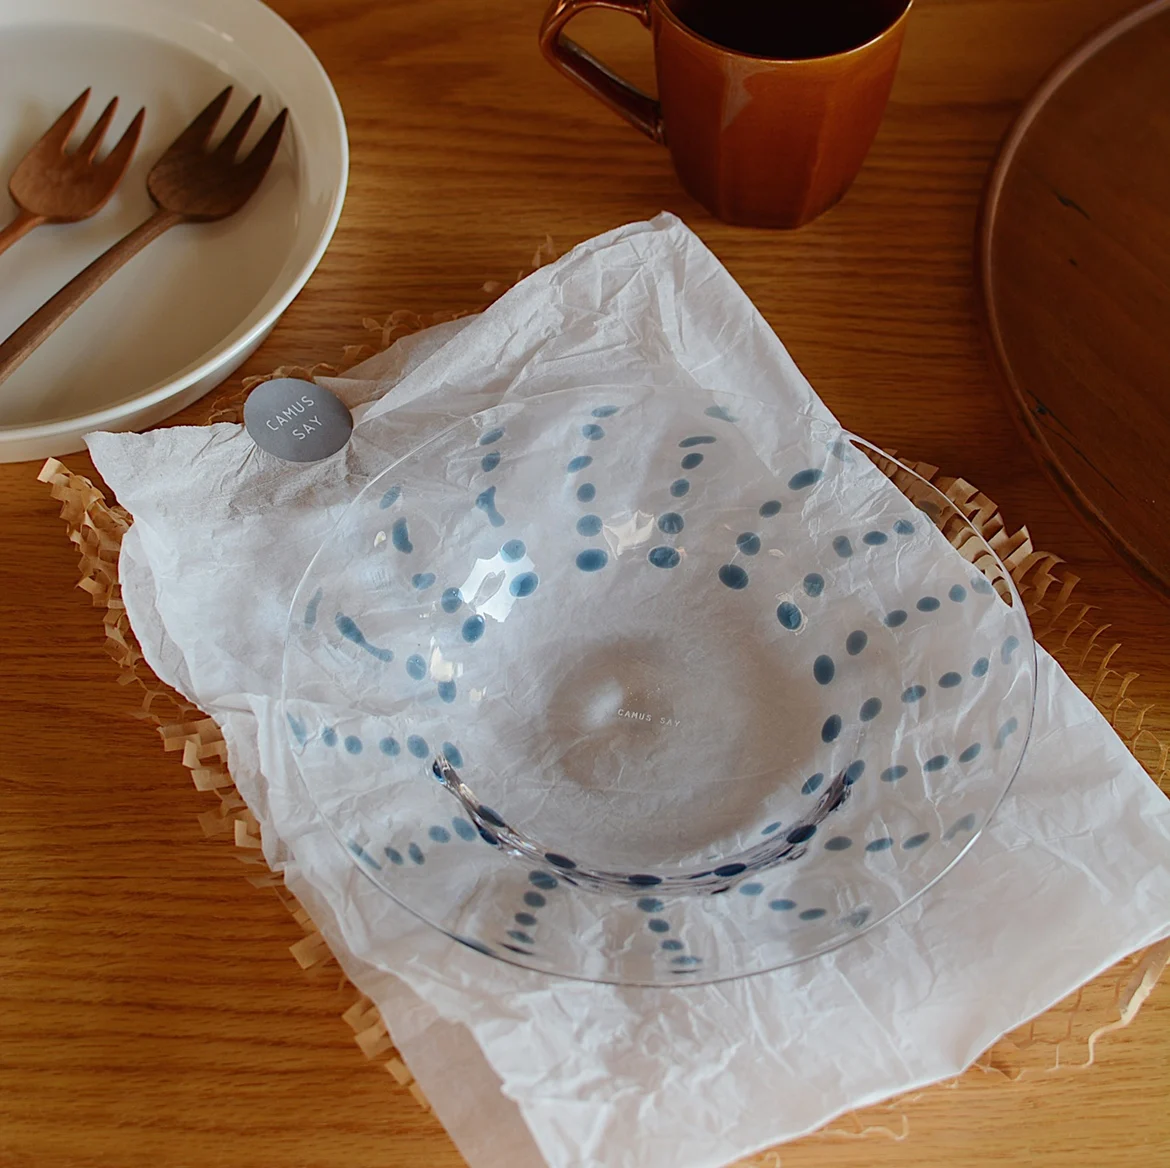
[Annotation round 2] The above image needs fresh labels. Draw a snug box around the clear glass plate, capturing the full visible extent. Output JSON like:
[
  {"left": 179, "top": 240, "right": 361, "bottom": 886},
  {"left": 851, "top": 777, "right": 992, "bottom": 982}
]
[{"left": 282, "top": 387, "right": 1037, "bottom": 986}]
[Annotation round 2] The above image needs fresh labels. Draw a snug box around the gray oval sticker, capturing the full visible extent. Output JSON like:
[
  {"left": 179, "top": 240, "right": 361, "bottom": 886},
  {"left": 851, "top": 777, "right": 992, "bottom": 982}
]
[{"left": 244, "top": 378, "right": 353, "bottom": 463}]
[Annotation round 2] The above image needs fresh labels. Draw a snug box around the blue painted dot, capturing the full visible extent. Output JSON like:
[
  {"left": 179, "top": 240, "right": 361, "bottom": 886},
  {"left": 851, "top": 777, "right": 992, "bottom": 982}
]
[
  {"left": 530, "top": 871, "right": 558, "bottom": 890},
  {"left": 287, "top": 714, "right": 307, "bottom": 744},
  {"left": 441, "top": 588, "right": 462, "bottom": 613},
  {"left": 713, "top": 863, "right": 747, "bottom": 878},
  {"left": 478, "top": 428, "right": 505, "bottom": 446},
  {"left": 592, "top": 405, "right": 619, "bottom": 418},
  {"left": 679, "top": 435, "right": 716, "bottom": 448},
  {"left": 804, "top": 573, "right": 825, "bottom": 598},
  {"left": 833, "top": 536, "right": 853, "bottom": 558},
  {"left": 576, "top": 482, "right": 596, "bottom": 503},
  {"left": 846, "top": 630, "right": 868, "bottom": 656},
  {"left": 813, "top": 656, "right": 835, "bottom": 685},
  {"left": 407, "top": 735, "right": 428, "bottom": 759},
  {"left": 995, "top": 717, "right": 1020, "bottom": 749},
  {"left": 939, "top": 672, "right": 963, "bottom": 688},
  {"left": 648, "top": 919, "right": 670, "bottom": 933},
  {"left": 508, "top": 930, "right": 534, "bottom": 945},
  {"left": 846, "top": 909, "right": 871, "bottom": 928},
  {"left": 881, "top": 765, "right": 908, "bottom": 782},
  {"left": 406, "top": 654, "right": 426, "bottom": 680},
  {"left": 437, "top": 681, "right": 456, "bottom": 703},
  {"left": 799, "top": 908, "right": 827, "bottom": 921},
  {"left": 959, "top": 743, "right": 982, "bottom": 763},
  {"left": 384, "top": 847, "right": 403, "bottom": 865},
  {"left": 453, "top": 818, "right": 476, "bottom": 841},
  {"left": 949, "top": 584, "right": 968, "bottom": 602},
  {"left": 476, "top": 486, "right": 505, "bottom": 527},
  {"left": 581, "top": 423, "right": 605, "bottom": 441},
  {"left": 510, "top": 572, "right": 539, "bottom": 597},
  {"left": 885, "top": 610, "right": 908, "bottom": 628},
  {"left": 478, "top": 805, "right": 506, "bottom": 827},
  {"left": 322, "top": 727, "right": 338, "bottom": 747},
  {"left": 917, "top": 596, "right": 941, "bottom": 612},
  {"left": 501, "top": 539, "right": 526, "bottom": 562},
  {"left": 545, "top": 853, "right": 577, "bottom": 870},
  {"left": 658, "top": 512, "right": 684, "bottom": 534},
  {"left": 924, "top": 754, "right": 949, "bottom": 771},
  {"left": 825, "top": 836, "right": 852, "bottom": 851},
  {"left": 788, "top": 468, "right": 823, "bottom": 490},
  {"left": 972, "top": 656, "right": 990, "bottom": 677},
  {"left": 408, "top": 843, "right": 425, "bottom": 865},
  {"left": 863, "top": 531, "right": 888, "bottom": 546},
  {"left": 671, "top": 956, "right": 702, "bottom": 967},
  {"left": 736, "top": 532, "right": 761, "bottom": 555},
  {"left": 336, "top": 614, "right": 362, "bottom": 645},
  {"left": 802, "top": 773, "right": 824, "bottom": 794},
  {"left": 776, "top": 601, "right": 802, "bottom": 629},
  {"left": 661, "top": 939, "right": 685, "bottom": 951},
  {"left": 577, "top": 549, "right": 608, "bottom": 572},
  {"left": 429, "top": 825, "right": 451, "bottom": 844},
  {"left": 740, "top": 883, "right": 764, "bottom": 897},
  {"left": 648, "top": 547, "right": 681, "bottom": 569},
  {"left": 344, "top": 735, "right": 362, "bottom": 755},
  {"left": 860, "top": 697, "right": 882, "bottom": 721},
  {"left": 762, "top": 822, "right": 783, "bottom": 835},
  {"left": 844, "top": 759, "right": 865, "bottom": 785},
  {"left": 720, "top": 564, "right": 749, "bottom": 590},
  {"left": 303, "top": 590, "right": 321, "bottom": 629},
  {"left": 481, "top": 451, "right": 501, "bottom": 473},
  {"left": 391, "top": 517, "right": 413, "bottom": 553},
  {"left": 894, "top": 519, "right": 915, "bottom": 535},
  {"left": 971, "top": 574, "right": 994, "bottom": 594},
  {"left": 567, "top": 455, "right": 593, "bottom": 473},
  {"left": 379, "top": 736, "right": 400, "bottom": 757},
  {"left": 787, "top": 825, "right": 816, "bottom": 844},
  {"left": 515, "top": 912, "right": 538, "bottom": 927},
  {"left": 902, "top": 685, "right": 926, "bottom": 702},
  {"left": 637, "top": 897, "right": 664, "bottom": 913},
  {"left": 462, "top": 615, "right": 486, "bottom": 643},
  {"left": 706, "top": 404, "right": 737, "bottom": 422},
  {"left": 759, "top": 500, "right": 782, "bottom": 517},
  {"left": 821, "top": 715, "right": 842, "bottom": 742},
  {"left": 524, "top": 892, "right": 546, "bottom": 908},
  {"left": 945, "top": 813, "right": 977, "bottom": 839},
  {"left": 1002, "top": 635, "right": 1020, "bottom": 663},
  {"left": 681, "top": 452, "right": 704, "bottom": 470},
  {"left": 866, "top": 838, "right": 894, "bottom": 852},
  {"left": 379, "top": 485, "right": 401, "bottom": 509},
  {"left": 670, "top": 479, "right": 690, "bottom": 498},
  {"left": 770, "top": 899, "right": 796, "bottom": 911},
  {"left": 904, "top": 832, "right": 930, "bottom": 849},
  {"left": 412, "top": 572, "right": 436, "bottom": 590}
]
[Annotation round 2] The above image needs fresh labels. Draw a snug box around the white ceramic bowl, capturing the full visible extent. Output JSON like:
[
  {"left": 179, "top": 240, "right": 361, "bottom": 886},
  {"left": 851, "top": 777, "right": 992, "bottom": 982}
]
[{"left": 0, "top": 0, "right": 347, "bottom": 462}]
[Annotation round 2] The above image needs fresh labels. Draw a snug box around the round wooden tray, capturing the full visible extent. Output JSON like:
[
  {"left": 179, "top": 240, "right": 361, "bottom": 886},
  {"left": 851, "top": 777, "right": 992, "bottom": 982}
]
[{"left": 978, "top": 0, "right": 1170, "bottom": 600}]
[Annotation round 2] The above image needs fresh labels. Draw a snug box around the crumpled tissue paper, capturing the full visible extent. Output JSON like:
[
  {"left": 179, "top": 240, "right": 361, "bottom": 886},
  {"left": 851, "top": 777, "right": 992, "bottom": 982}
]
[{"left": 87, "top": 213, "right": 1170, "bottom": 1168}]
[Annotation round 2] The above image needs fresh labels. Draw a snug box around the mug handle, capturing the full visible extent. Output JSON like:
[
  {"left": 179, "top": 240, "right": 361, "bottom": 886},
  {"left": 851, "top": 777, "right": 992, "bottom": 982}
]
[{"left": 539, "top": 0, "right": 665, "bottom": 144}]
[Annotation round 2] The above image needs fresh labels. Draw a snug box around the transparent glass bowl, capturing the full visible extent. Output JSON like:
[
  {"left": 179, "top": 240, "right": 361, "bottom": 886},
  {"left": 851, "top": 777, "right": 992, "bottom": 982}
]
[{"left": 282, "top": 387, "right": 1036, "bottom": 985}]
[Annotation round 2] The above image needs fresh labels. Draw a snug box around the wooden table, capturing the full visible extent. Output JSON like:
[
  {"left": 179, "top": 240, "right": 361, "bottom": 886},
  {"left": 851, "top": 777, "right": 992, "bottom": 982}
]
[{"left": 2, "top": 1, "right": 1168, "bottom": 1165}]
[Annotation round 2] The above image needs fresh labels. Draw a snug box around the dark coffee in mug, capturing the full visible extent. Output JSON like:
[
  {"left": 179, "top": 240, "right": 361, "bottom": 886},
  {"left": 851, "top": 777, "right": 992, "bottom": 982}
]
[{"left": 670, "top": 0, "right": 909, "bottom": 60}]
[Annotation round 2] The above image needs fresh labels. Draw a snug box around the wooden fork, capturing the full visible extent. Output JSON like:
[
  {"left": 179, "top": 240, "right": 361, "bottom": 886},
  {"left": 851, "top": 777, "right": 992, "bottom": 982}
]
[
  {"left": 0, "top": 89, "right": 145, "bottom": 257},
  {"left": 0, "top": 87, "right": 288, "bottom": 385}
]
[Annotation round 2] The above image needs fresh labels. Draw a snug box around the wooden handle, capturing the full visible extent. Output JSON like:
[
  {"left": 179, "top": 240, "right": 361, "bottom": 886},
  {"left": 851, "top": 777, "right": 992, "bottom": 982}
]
[
  {"left": 0, "top": 207, "right": 183, "bottom": 385},
  {"left": 539, "top": 0, "right": 664, "bottom": 143},
  {"left": 0, "top": 209, "right": 45, "bottom": 257}
]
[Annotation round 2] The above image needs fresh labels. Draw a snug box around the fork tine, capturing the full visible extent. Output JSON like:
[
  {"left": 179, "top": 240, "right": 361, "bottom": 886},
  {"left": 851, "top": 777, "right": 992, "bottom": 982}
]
[
  {"left": 36, "top": 89, "right": 91, "bottom": 155},
  {"left": 167, "top": 86, "right": 233, "bottom": 154},
  {"left": 237, "top": 108, "right": 289, "bottom": 186},
  {"left": 75, "top": 97, "right": 119, "bottom": 161},
  {"left": 95, "top": 106, "right": 145, "bottom": 180},
  {"left": 214, "top": 95, "right": 262, "bottom": 161}
]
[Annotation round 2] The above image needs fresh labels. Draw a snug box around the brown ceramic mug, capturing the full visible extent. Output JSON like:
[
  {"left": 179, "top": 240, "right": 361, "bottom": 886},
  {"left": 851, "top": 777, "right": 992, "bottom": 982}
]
[{"left": 539, "top": 0, "right": 913, "bottom": 228}]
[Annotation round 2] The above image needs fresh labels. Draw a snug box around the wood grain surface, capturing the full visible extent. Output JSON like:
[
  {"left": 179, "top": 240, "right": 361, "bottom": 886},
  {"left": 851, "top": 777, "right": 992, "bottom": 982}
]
[
  {"left": 2, "top": 1, "right": 1169, "bottom": 1166},
  {"left": 980, "top": 0, "right": 1170, "bottom": 600}
]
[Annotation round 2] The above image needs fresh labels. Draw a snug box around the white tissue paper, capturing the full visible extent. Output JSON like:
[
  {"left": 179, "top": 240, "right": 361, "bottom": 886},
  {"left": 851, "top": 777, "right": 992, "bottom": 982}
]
[{"left": 88, "top": 214, "right": 1170, "bottom": 1168}]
